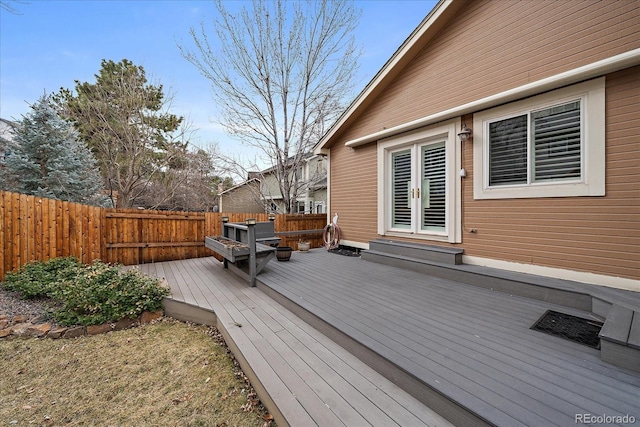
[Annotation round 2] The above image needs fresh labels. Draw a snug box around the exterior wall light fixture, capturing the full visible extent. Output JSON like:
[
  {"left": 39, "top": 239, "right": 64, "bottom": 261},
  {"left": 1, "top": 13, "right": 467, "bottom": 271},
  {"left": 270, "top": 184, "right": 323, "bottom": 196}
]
[{"left": 457, "top": 125, "right": 472, "bottom": 142}]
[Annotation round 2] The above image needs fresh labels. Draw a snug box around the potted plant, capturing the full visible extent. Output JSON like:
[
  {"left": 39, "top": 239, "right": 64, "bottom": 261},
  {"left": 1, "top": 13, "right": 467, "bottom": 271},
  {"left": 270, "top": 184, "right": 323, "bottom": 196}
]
[
  {"left": 298, "top": 240, "right": 311, "bottom": 252},
  {"left": 276, "top": 246, "right": 292, "bottom": 261}
]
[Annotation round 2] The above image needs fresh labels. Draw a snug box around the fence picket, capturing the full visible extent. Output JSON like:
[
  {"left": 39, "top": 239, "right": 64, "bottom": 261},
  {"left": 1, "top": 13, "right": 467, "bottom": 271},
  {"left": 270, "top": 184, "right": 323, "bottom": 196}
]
[{"left": 0, "top": 191, "right": 329, "bottom": 281}]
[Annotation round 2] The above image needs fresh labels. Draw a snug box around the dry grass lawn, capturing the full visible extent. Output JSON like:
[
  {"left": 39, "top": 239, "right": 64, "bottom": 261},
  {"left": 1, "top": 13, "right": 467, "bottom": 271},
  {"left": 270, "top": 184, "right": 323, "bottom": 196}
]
[{"left": 0, "top": 318, "right": 272, "bottom": 426}]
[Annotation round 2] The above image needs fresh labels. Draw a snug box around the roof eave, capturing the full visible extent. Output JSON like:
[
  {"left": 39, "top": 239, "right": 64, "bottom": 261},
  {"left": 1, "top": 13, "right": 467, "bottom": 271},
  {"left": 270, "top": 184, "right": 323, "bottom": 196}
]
[{"left": 313, "top": 0, "right": 460, "bottom": 154}]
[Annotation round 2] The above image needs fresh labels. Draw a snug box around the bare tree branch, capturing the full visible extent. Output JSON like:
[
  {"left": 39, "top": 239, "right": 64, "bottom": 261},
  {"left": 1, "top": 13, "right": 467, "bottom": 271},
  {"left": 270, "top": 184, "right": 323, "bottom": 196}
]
[
  {"left": 181, "top": 0, "right": 361, "bottom": 212},
  {"left": 0, "top": 0, "right": 28, "bottom": 14}
]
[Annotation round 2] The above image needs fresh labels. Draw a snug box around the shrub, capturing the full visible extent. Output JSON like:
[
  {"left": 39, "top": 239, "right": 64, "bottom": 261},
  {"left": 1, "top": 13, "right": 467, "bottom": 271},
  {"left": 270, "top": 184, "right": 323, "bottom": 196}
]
[
  {"left": 1, "top": 257, "right": 170, "bottom": 326},
  {"left": 1, "top": 257, "right": 83, "bottom": 299},
  {"left": 54, "top": 261, "right": 170, "bottom": 326}
]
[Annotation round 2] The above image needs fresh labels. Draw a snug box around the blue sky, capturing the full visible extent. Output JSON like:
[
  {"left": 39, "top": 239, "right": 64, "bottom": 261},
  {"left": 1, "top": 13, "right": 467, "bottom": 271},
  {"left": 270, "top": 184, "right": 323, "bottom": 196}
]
[{"left": 1, "top": 0, "right": 437, "bottom": 159}]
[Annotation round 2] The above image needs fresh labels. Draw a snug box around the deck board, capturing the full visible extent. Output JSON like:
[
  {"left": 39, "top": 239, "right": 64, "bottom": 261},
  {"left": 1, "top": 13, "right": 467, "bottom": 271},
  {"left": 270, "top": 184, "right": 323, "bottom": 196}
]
[
  {"left": 256, "top": 250, "right": 640, "bottom": 426},
  {"left": 238, "top": 280, "right": 442, "bottom": 425},
  {"left": 136, "top": 251, "right": 640, "bottom": 426},
  {"left": 136, "top": 256, "right": 448, "bottom": 427}
]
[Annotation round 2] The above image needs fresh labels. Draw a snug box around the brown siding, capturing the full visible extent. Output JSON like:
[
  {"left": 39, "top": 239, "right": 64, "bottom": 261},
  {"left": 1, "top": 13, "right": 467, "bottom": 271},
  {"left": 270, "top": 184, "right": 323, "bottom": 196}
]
[
  {"left": 330, "top": 143, "right": 378, "bottom": 243},
  {"left": 331, "top": 0, "right": 639, "bottom": 144},
  {"left": 328, "top": 1, "right": 640, "bottom": 281},
  {"left": 463, "top": 68, "right": 640, "bottom": 280}
]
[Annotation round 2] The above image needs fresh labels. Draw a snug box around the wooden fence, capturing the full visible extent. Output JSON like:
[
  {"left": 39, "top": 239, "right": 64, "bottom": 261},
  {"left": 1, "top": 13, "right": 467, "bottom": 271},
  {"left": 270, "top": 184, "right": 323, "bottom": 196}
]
[{"left": 0, "top": 191, "right": 328, "bottom": 281}]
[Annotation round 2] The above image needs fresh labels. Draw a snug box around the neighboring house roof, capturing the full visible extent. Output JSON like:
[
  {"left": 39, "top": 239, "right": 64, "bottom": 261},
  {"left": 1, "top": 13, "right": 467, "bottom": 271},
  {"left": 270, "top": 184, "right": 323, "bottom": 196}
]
[{"left": 219, "top": 178, "right": 260, "bottom": 196}]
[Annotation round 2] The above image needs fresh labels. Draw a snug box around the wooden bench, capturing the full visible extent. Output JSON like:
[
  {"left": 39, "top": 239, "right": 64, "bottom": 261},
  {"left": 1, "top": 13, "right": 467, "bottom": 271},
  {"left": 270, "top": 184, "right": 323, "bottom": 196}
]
[
  {"left": 598, "top": 304, "right": 640, "bottom": 372},
  {"left": 205, "top": 220, "right": 279, "bottom": 287}
]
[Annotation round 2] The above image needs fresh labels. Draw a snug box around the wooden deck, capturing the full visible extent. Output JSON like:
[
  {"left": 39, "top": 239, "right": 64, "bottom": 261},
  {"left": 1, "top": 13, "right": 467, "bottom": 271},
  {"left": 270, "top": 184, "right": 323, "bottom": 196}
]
[
  {"left": 256, "top": 250, "right": 640, "bottom": 426},
  {"left": 137, "top": 250, "right": 640, "bottom": 426},
  {"left": 134, "top": 256, "right": 451, "bottom": 427}
]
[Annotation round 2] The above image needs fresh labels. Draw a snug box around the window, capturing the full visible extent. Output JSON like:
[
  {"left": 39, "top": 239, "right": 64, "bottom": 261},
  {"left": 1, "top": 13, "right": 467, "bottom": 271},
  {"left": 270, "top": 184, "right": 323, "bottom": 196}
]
[
  {"left": 378, "top": 120, "right": 461, "bottom": 243},
  {"left": 474, "top": 78, "right": 605, "bottom": 199},
  {"left": 488, "top": 100, "right": 581, "bottom": 186}
]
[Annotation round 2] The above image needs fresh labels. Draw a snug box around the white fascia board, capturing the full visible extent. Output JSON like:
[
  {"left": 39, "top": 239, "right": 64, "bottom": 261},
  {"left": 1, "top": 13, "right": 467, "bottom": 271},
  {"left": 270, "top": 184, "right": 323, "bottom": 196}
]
[
  {"left": 345, "top": 48, "right": 640, "bottom": 148},
  {"left": 313, "top": 0, "right": 454, "bottom": 153}
]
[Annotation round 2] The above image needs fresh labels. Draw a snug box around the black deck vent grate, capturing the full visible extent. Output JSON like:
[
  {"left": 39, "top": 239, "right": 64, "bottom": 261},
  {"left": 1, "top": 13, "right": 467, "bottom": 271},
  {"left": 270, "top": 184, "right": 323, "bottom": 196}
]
[
  {"left": 328, "top": 246, "right": 361, "bottom": 257},
  {"left": 531, "top": 310, "right": 603, "bottom": 349}
]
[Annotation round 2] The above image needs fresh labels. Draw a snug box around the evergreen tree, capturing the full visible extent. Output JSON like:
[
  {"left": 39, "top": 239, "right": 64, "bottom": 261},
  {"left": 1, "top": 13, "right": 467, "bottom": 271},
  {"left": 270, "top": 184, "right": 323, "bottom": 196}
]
[
  {"left": 0, "top": 94, "right": 109, "bottom": 206},
  {"left": 58, "top": 59, "right": 187, "bottom": 208}
]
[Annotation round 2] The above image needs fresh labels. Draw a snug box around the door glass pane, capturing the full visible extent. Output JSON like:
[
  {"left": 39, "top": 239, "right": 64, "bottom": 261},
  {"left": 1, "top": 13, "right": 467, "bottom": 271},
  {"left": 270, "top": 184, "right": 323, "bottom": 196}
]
[
  {"left": 421, "top": 142, "right": 446, "bottom": 232},
  {"left": 391, "top": 150, "right": 411, "bottom": 229}
]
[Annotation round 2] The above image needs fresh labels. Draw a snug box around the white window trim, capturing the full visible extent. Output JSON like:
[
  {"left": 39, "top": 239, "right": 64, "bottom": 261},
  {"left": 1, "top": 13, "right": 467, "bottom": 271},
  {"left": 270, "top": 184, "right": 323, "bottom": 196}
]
[
  {"left": 377, "top": 119, "right": 462, "bottom": 243},
  {"left": 473, "top": 78, "right": 605, "bottom": 199}
]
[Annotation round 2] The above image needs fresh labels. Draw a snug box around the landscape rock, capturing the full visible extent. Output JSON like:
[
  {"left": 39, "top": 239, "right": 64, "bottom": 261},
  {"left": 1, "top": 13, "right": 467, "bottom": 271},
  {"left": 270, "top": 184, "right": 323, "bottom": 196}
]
[
  {"left": 48, "top": 327, "right": 68, "bottom": 339},
  {"left": 63, "top": 326, "right": 85, "bottom": 339},
  {"left": 114, "top": 317, "right": 138, "bottom": 331},
  {"left": 1, "top": 290, "right": 166, "bottom": 340},
  {"left": 87, "top": 323, "right": 113, "bottom": 335},
  {"left": 26, "top": 323, "right": 52, "bottom": 337},
  {"left": 10, "top": 322, "right": 33, "bottom": 336},
  {"left": 12, "top": 315, "right": 27, "bottom": 324},
  {"left": 140, "top": 310, "right": 163, "bottom": 324}
]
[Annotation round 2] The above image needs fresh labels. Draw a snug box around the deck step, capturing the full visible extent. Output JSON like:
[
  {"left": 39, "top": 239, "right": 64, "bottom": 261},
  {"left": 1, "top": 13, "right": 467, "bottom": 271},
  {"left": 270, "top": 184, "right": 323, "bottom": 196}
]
[
  {"left": 599, "top": 305, "right": 640, "bottom": 372},
  {"left": 367, "top": 239, "right": 463, "bottom": 265},
  {"left": 364, "top": 241, "right": 640, "bottom": 372}
]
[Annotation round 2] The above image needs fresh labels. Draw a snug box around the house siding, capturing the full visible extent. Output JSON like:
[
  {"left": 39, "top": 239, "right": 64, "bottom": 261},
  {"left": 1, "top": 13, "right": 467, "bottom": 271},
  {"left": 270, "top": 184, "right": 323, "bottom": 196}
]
[
  {"left": 462, "top": 68, "right": 639, "bottom": 280},
  {"left": 220, "top": 183, "right": 264, "bottom": 213},
  {"left": 333, "top": 0, "right": 639, "bottom": 142},
  {"left": 328, "top": 1, "right": 640, "bottom": 281},
  {"left": 329, "top": 142, "right": 378, "bottom": 243}
]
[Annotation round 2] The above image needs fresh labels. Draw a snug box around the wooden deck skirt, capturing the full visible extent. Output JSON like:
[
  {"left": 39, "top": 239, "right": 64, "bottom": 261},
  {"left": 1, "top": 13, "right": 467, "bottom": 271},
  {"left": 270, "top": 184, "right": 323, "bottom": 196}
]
[{"left": 137, "top": 251, "right": 640, "bottom": 426}]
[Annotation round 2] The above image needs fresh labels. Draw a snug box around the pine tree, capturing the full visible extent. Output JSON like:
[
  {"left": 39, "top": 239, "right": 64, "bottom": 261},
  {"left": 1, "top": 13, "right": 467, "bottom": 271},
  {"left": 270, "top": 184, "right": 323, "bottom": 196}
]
[
  {"left": 58, "top": 59, "right": 187, "bottom": 208},
  {"left": 0, "top": 94, "right": 109, "bottom": 206}
]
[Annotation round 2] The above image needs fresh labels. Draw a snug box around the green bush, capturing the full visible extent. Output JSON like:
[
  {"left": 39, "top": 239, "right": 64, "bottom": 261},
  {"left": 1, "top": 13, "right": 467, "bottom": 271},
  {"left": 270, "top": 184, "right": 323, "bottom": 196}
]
[
  {"left": 1, "top": 257, "right": 170, "bottom": 326},
  {"left": 1, "top": 257, "right": 83, "bottom": 299}
]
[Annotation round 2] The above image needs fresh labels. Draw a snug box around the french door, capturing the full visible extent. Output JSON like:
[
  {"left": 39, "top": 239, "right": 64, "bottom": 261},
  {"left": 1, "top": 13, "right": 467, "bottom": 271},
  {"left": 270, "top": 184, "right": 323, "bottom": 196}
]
[{"left": 390, "top": 141, "right": 446, "bottom": 235}]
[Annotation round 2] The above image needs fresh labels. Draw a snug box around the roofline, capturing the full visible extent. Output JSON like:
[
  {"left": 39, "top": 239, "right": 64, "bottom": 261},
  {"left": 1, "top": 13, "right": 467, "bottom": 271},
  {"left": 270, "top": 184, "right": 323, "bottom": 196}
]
[
  {"left": 314, "top": 0, "right": 456, "bottom": 153},
  {"left": 344, "top": 48, "right": 640, "bottom": 148},
  {"left": 259, "top": 151, "right": 318, "bottom": 174},
  {"left": 219, "top": 178, "right": 260, "bottom": 195}
]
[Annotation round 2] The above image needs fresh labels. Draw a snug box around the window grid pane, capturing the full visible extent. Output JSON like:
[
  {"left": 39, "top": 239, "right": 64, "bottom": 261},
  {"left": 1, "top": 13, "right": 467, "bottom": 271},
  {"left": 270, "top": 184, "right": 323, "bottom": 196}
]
[
  {"left": 533, "top": 101, "right": 581, "bottom": 181},
  {"left": 489, "top": 115, "right": 528, "bottom": 186}
]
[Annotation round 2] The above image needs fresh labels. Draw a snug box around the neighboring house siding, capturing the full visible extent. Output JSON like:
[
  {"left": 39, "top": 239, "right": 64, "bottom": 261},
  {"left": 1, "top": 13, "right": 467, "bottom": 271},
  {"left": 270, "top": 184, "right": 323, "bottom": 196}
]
[
  {"left": 220, "top": 183, "right": 263, "bottom": 213},
  {"left": 260, "top": 173, "right": 283, "bottom": 206},
  {"left": 326, "top": 1, "right": 639, "bottom": 282}
]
